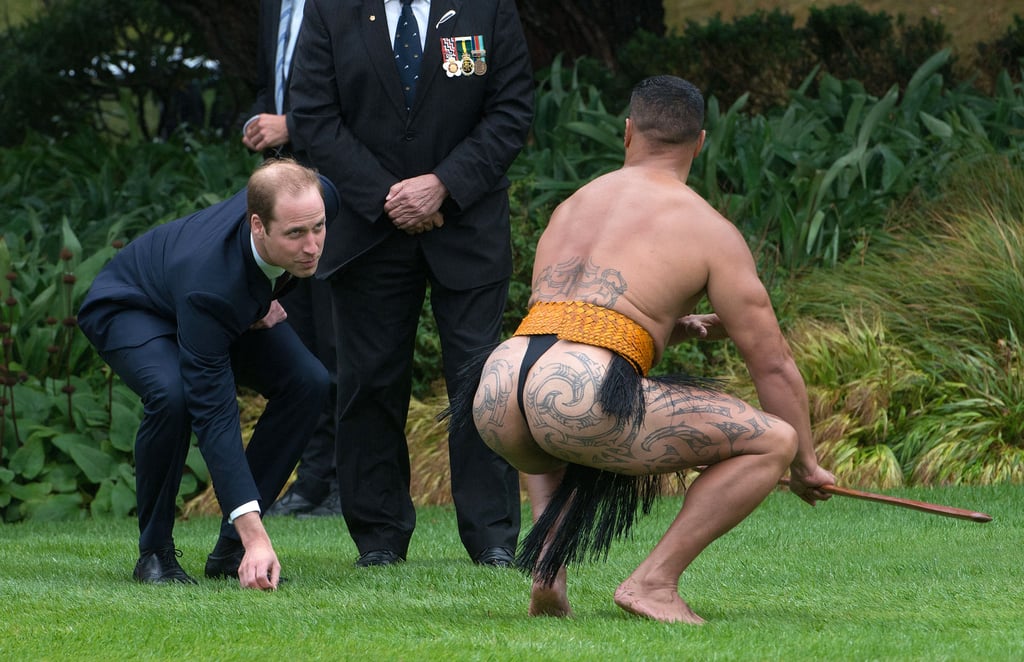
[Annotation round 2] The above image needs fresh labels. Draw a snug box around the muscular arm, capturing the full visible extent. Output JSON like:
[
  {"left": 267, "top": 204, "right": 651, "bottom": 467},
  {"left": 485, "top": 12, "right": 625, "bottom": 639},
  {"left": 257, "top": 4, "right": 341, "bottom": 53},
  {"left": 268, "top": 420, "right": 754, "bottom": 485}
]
[{"left": 705, "top": 225, "right": 834, "bottom": 500}]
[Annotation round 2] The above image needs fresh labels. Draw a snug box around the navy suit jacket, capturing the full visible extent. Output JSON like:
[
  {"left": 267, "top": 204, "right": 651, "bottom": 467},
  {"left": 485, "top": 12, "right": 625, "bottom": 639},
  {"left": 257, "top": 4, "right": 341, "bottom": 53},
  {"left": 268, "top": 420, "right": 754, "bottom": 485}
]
[
  {"left": 78, "top": 178, "right": 339, "bottom": 509},
  {"left": 289, "top": 0, "right": 534, "bottom": 287}
]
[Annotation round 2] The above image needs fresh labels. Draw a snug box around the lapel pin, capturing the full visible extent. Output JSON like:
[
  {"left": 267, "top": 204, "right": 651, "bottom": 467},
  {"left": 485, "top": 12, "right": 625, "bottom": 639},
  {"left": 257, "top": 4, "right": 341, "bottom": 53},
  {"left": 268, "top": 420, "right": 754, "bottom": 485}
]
[{"left": 435, "top": 9, "right": 455, "bottom": 29}]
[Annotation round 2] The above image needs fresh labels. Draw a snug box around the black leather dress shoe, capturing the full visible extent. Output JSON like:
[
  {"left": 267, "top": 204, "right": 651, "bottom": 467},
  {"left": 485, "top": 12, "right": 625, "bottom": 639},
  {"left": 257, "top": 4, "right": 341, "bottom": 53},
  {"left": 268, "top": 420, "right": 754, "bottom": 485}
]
[
  {"left": 265, "top": 489, "right": 318, "bottom": 517},
  {"left": 133, "top": 548, "right": 198, "bottom": 585},
  {"left": 355, "top": 550, "right": 404, "bottom": 567},
  {"left": 298, "top": 485, "right": 343, "bottom": 519},
  {"left": 204, "top": 540, "right": 245, "bottom": 579},
  {"left": 474, "top": 547, "right": 515, "bottom": 568}
]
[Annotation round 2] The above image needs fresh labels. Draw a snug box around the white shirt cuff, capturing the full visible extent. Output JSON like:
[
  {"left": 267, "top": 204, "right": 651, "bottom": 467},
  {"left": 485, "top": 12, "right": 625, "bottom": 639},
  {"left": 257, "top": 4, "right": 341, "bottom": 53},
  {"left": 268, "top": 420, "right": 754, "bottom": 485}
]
[
  {"left": 242, "top": 115, "right": 259, "bottom": 135},
  {"left": 228, "top": 500, "right": 261, "bottom": 524}
]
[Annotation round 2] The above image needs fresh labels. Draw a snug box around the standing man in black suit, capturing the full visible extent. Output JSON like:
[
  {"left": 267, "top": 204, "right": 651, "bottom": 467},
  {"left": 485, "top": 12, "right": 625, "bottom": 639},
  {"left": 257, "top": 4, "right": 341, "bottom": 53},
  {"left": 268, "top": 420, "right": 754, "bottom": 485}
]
[
  {"left": 243, "top": 0, "right": 342, "bottom": 519},
  {"left": 289, "top": 0, "right": 534, "bottom": 567},
  {"left": 78, "top": 159, "right": 339, "bottom": 588}
]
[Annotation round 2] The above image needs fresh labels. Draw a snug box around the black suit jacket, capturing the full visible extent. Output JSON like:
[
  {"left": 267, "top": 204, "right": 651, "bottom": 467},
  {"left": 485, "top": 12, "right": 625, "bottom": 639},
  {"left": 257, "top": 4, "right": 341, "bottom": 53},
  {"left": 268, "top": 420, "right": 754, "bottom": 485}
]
[
  {"left": 289, "top": 0, "right": 534, "bottom": 288},
  {"left": 77, "top": 179, "right": 339, "bottom": 510}
]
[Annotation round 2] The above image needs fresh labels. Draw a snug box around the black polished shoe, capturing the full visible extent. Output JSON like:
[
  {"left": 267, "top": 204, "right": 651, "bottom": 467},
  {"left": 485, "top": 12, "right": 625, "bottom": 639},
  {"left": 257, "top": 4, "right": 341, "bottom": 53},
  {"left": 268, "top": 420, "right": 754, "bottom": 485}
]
[
  {"left": 204, "top": 539, "right": 245, "bottom": 579},
  {"left": 133, "top": 548, "right": 198, "bottom": 585},
  {"left": 355, "top": 550, "right": 404, "bottom": 567},
  {"left": 298, "top": 485, "right": 343, "bottom": 519},
  {"left": 265, "top": 489, "right": 319, "bottom": 517},
  {"left": 474, "top": 547, "right": 515, "bottom": 568}
]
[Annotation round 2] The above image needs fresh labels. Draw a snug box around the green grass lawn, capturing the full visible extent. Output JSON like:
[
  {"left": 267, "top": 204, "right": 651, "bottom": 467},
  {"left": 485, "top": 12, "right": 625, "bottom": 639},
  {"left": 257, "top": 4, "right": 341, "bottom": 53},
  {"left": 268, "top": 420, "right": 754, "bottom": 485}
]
[{"left": 2, "top": 485, "right": 1021, "bottom": 661}]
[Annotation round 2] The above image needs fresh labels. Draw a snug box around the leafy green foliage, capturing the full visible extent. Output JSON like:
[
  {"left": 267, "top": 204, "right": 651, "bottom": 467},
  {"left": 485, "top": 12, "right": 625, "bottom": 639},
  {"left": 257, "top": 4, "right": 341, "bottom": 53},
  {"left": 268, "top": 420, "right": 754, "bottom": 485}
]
[{"left": 782, "top": 155, "right": 1024, "bottom": 486}]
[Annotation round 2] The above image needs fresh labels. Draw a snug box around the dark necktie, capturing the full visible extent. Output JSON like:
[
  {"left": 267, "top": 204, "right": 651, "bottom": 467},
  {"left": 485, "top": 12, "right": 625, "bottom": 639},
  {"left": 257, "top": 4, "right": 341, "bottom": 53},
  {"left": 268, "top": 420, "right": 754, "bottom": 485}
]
[
  {"left": 394, "top": 0, "right": 422, "bottom": 110},
  {"left": 272, "top": 273, "right": 293, "bottom": 299}
]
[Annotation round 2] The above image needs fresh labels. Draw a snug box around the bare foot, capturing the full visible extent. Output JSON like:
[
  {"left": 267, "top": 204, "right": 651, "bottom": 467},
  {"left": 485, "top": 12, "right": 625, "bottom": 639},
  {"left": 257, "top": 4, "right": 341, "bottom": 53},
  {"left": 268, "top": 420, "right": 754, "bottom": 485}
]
[
  {"left": 613, "top": 578, "right": 705, "bottom": 625},
  {"left": 529, "top": 567, "right": 573, "bottom": 617}
]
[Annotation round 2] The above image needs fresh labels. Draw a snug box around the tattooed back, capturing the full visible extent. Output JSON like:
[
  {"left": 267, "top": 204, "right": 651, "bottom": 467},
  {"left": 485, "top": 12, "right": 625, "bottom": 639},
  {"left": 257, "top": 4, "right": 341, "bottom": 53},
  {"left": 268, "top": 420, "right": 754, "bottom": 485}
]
[{"left": 531, "top": 164, "right": 763, "bottom": 366}]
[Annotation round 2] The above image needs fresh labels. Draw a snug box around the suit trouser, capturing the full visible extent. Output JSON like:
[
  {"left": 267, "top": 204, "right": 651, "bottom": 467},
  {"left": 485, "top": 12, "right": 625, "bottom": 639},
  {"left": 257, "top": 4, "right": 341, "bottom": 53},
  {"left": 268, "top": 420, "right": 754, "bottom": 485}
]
[
  {"left": 280, "top": 277, "right": 339, "bottom": 503},
  {"left": 329, "top": 234, "right": 521, "bottom": 559},
  {"left": 102, "top": 324, "right": 328, "bottom": 553}
]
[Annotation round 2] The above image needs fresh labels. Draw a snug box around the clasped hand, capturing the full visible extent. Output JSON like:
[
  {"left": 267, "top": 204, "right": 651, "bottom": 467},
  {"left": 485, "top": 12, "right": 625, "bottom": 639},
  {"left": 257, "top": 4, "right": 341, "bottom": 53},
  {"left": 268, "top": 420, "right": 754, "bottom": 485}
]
[{"left": 385, "top": 174, "right": 448, "bottom": 235}]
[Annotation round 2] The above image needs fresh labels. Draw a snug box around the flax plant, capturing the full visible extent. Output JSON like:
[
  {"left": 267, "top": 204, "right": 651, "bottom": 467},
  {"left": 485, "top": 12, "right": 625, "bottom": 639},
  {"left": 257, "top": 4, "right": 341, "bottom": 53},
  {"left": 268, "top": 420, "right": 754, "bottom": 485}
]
[{"left": 785, "top": 155, "right": 1024, "bottom": 485}]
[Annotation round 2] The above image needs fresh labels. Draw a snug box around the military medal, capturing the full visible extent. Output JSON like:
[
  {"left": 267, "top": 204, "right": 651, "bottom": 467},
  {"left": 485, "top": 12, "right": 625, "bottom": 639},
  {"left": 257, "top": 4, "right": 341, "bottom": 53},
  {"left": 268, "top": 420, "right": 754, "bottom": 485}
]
[
  {"left": 456, "top": 37, "right": 475, "bottom": 76},
  {"left": 472, "top": 35, "right": 487, "bottom": 75},
  {"left": 440, "top": 37, "right": 461, "bottom": 77}
]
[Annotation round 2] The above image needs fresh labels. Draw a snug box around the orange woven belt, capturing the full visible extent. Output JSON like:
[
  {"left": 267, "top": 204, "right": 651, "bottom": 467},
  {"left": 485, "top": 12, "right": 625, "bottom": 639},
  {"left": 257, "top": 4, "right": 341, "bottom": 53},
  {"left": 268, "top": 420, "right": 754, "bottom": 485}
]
[{"left": 513, "top": 301, "right": 654, "bottom": 375}]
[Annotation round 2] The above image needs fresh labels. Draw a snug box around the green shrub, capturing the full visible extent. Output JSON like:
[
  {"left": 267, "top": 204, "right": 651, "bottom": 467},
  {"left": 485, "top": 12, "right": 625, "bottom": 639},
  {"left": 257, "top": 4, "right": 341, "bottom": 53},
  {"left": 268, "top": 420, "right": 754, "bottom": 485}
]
[
  {"left": 619, "top": 10, "right": 809, "bottom": 115},
  {"left": 975, "top": 14, "right": 1024, "bottom": 90},
  {"left": 0, "top": 0, "right": 222, "bottom": 147},
  {"left": 616, "top": 4, "right": 952, "bottom": 114},
  {"left": 803, "top": 4, "right": 951, "bottom": 98},
  {"left": 782, "top": 155, "right": 1024, "bottom": 485}
]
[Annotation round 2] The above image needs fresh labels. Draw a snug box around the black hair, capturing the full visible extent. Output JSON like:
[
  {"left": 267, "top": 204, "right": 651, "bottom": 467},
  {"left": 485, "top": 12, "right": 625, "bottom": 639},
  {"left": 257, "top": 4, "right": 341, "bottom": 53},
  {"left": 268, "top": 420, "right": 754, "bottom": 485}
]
[{"left": 628, "top": 75, "right": 705, "bottom": 145}]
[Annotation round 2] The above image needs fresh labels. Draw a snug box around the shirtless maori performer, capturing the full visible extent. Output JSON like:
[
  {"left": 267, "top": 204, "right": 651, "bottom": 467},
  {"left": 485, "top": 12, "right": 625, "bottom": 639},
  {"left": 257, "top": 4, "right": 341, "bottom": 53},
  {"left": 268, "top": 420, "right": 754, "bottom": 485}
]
[{"left": 450, "top": 75, "right": 836, "bottom": 624}]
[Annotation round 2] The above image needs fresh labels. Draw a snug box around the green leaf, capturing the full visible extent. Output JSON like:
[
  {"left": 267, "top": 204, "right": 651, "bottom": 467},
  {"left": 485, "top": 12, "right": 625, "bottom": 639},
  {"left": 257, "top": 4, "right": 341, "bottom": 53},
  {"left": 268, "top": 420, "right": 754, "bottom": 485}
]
[
  {"left": 805, "top": 209, "right": 826, "bottom": 255},
  {"left": 48, "top": 463, "right": 82, "bottom": 491},
  {"left": 185, "top": 444, "right": 209, "bottom": 483},
  {"left": 0, "top": 237, "right": 11, "bottom": 279},
  {"left": 60, "top": 217, "right": 84, "bottom": 267},
  {"left": 111, "top": 479, "right": 136, "bottom": 517},
  {"left": 9, "top": 437, "right": 46, "bottom": 479},
  {"left": 177, "top": 473, "right": 197, "bottom": 500},
  {"left": 23, "top": 493, "right": 83, "bottom": 521},
  {"left": 6, "top": 481, "right": 53, "bottom": 501},
  {"left": 563, "top": 121, "right": 623, "bottom": 152},
  {"left": 11, "top": 383, "right": 60, "bottom": 422},
  {"left": 856, "top": 86, "right": 899, "bottom": 151},
  {"left": 109, "top": 401, "right": 139, "bottom": 452},
  {"left": 71, "top": 245, "right": 116, "bottom": 301},
  {"left": 90, "top": 480, "right": 113, "bottom": 517},
  {"left": 918, "top": 112, "right": 953, "bottom": 139},
  {"left": 905, "top": 49, "right": 952, "bottom": 99},
  {"left": 51, "top": 433, "right": 117, "bottom": 483}
]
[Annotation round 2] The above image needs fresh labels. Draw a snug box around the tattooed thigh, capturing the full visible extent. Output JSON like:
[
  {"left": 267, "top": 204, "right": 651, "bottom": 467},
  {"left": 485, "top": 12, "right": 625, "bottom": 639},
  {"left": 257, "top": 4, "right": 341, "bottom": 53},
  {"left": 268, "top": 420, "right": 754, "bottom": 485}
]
[
  {"left": 633, "top": 384, "right": 780, "bottom": 471},
  {"left": 473, "top": 356, "right": 515, "bottom": 431}
]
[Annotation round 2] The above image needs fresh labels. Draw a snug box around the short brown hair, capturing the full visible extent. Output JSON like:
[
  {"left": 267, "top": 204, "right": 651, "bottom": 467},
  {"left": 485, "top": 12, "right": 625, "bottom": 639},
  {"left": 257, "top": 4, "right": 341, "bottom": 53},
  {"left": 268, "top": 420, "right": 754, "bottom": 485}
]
[{"left": 246, "top": 158, "right": 323, "bottom": 228}]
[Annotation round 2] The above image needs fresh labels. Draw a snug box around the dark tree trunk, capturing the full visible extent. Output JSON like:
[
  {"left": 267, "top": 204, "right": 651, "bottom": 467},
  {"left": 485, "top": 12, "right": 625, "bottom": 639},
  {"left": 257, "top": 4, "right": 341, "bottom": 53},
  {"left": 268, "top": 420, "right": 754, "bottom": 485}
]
[{"left": 162, "top": 0, "right": 666, "bottom": 82}]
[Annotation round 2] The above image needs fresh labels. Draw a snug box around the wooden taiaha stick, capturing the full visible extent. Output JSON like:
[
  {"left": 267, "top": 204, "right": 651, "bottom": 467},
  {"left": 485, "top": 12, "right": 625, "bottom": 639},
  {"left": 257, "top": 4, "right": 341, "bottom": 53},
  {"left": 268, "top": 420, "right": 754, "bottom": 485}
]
[{"left": 777, "top": 477, "right": 993, "bottom": 523}]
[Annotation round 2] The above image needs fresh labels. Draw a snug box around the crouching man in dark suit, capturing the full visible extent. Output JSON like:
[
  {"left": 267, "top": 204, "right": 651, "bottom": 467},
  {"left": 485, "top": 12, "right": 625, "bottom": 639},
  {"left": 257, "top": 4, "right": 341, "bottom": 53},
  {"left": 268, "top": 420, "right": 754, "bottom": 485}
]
[{"left": 78, "top": 158, "right": 340, "bottom": 589}]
